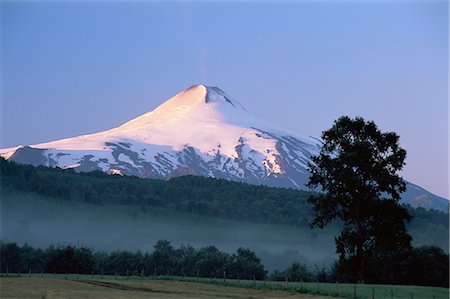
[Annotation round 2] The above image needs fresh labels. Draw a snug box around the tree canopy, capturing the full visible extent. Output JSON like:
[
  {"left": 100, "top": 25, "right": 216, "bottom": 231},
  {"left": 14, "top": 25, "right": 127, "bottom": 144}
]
[{"left": 307, "top": 116, "right": 413, "bottom": 282}]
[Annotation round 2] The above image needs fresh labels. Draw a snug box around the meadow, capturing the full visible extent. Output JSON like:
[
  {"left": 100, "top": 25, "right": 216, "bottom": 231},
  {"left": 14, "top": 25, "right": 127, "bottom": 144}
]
[{"left": 0, "top": 274, "right": 447, "bottom": 299}]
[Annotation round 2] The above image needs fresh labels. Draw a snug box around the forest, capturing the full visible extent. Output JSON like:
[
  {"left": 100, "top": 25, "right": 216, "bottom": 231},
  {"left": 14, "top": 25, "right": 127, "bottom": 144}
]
[{"left": 0, "top": 158, "right": 447, "bottom": 231}]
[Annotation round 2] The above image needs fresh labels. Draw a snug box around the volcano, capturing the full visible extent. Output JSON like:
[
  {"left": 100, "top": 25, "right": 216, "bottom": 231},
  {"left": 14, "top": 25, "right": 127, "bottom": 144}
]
[{"left": 1, "top": 84, "right": 447, "bottom": 210}]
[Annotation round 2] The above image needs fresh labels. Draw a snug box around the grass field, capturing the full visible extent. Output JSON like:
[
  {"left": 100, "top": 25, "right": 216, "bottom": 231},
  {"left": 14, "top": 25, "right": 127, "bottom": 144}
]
[
  {"left": 0, "top": 274, "right": 448, "bottom": 299},
  {"left": 0, "top": 276, "right": 335, "bottom": 299}
]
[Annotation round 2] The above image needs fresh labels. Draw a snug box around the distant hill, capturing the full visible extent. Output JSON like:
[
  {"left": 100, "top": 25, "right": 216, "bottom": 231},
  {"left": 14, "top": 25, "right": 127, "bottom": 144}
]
[{"left": 402, "top": 182, "right": 449, "bottom": 211}]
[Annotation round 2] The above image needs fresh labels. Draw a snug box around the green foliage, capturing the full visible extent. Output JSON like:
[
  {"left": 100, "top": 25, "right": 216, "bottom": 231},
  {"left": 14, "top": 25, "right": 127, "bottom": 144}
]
[
  {"left": 0, "top": 158, "right": 313, "bottom": 226},
  {"left": 229, "top": 247, "right": 266, "bottom": 280},
  {"left": 406, "top": 206, "right": 449, "bottom": 249},
  {"left": 270, "top": 245, "right": 449, "bottom": 287},
  {"left": 0, "top": 243, "right": 21, "bottom": 273},
  {"left": 0, "top": 241, "right": 266, "bottom": 280},
  {"left": 1, "top": 241, "right": 447, "bottom": 287},
  {"left": 279, "top": 262, "right": 314, "bottom": 282},
  {"left": 333, "top": 245, "right": 449, "bottom": 288},
  {"left": 103, "top": 250, "right": 145, "bottom": 276},
  {"left": 175, "top": 245, "right": 197, "bottom": 277},
  {"left": 406, "top": 246, "right": 449, "bottom": 287},
  {"left": 152, "top": 240, "right": 176, "bottom": 275},
  {"left": 195, "top": 246, "right": 229, "bottom": 278},
  {"left": 307, "top": 116, "right": 412, "bottom": 281},
  {"left": 44, "top": 245, "right": 94, "bottom": 274}
]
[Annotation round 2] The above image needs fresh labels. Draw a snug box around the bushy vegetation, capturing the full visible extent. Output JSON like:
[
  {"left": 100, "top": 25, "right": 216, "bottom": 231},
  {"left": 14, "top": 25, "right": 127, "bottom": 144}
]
[
  {"left": 1, "top": 241, "right": 447, "bottom": 288},
  {"left": 270, "top": 245, "right": 450, "bottom": 288},
  {"left": 0, "top": 240, "right": 265, "bottom": 279},
  {"left": 332, "top": 245, "right": 449, "bottom": 288},
  {"left": 270, "top": 262, "right": 315, "bottom": 282}
]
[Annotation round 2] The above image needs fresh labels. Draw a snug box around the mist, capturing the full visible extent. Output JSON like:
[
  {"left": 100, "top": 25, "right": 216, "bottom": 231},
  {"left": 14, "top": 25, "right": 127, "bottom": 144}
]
[{"left": 0, "top": 191, "right": 338, "bottom": 272}]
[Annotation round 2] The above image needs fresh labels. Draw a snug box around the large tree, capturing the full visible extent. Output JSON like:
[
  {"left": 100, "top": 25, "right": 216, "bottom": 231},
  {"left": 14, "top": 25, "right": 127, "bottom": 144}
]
[{"left": 307, "top": 116, "right": 412, "bottom": 282}]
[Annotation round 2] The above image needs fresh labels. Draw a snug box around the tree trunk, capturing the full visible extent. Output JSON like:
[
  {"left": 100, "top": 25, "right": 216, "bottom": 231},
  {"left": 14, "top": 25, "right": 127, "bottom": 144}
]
[{"left": 356, "top": 231, "right": 364, "bottom": 283}]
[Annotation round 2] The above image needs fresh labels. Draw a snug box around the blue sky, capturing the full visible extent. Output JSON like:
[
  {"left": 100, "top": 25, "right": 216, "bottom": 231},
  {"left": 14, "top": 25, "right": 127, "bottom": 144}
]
[{"left": 1, "top": 1, "right": 448, "bottom": 198}]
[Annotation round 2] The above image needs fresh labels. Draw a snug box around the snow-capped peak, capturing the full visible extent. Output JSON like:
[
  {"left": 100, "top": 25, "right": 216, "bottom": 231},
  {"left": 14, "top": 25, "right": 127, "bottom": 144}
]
[
  {"left": 119, "top": 84, "right": 249, "bottom": 130},
  {"left": 1, "top": 84, "right": 445, "bottom": 210},
  {"left": 0, "top": 84, "right": 321, "bottom": 190}
]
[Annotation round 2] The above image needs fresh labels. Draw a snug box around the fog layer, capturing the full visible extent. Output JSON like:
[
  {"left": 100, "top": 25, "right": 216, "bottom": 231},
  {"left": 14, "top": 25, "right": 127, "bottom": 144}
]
[{"left": 1, "top": 191, "right": 338, "bottom": 272}]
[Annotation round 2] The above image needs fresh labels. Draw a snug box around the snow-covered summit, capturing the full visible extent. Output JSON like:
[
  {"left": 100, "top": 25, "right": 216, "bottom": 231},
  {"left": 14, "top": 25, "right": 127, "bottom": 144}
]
[
  {"left": 0, "top": 84, "right": 320, "bottom": 188},
  {"left": 120, "top": 84, "right": 251, "bottom": 130},
  {"left": 1, "top": 84, "right": 446, "bottom": 211}
]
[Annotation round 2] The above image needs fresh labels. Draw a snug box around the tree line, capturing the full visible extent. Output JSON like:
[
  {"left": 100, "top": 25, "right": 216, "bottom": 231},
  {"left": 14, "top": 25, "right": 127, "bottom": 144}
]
[
  {"left": 273, "top": 245, "right": 449, "bottom": 288},
  {"left": 1, "top": 240, "right": 265, "bottom": 280},
  {"left": 1, "top": 241, "right": 447, "bottom": 287}
]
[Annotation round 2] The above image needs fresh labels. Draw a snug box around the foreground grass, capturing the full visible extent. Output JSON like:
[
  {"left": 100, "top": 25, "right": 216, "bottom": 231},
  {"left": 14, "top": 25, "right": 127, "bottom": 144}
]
[
  {"left": 0, "top": 274, "right": 448, "bottom": 299},
  {"left": 159, "top": 275, "right": 448, "bottom": 299},
  {"left": 0, "top": 276, "right": 335, "bottom": 299}
]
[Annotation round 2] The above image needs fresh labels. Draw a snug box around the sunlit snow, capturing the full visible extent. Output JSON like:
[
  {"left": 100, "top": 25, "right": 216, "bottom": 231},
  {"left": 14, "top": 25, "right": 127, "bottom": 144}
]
[{"left": 0, "top": 84, "right": 321, "bottom": 188}]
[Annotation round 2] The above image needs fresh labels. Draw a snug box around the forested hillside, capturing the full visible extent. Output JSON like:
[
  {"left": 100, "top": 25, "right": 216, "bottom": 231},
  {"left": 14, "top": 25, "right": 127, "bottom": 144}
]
[
  {"left": 1, "top": 158, "right": 448, "bottom": 251},
  {"left": 0, "top": 158, "right": 314, "bottom": 226}
]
